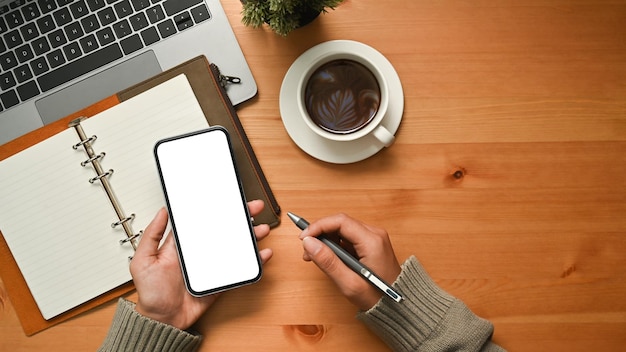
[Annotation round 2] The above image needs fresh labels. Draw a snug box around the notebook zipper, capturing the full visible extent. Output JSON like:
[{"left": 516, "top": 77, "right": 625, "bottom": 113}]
[
  {"left": 211, "top": 64, "right": 242, "bottom": 88},
  {"left": 208, "top": 62, "right": 282, "bottom": 222}
]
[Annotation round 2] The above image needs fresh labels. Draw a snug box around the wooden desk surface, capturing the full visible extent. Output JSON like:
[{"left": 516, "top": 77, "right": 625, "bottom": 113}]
[{"left": 1, "top": 0, "right": 625, "bottom": 350}]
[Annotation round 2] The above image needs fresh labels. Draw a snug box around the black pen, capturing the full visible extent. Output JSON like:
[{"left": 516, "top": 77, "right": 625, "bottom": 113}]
[{"left": 287, "top": 212, "right": 403, "bottom": 303}]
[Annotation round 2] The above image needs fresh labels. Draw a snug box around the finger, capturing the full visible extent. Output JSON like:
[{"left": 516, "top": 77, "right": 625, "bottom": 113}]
[
  {"left": 254, "top": 223, "right": 270, "bottom": 242},
  {"left": 247, "top": 199, "right": 265, "bottom": 217},
  {"left": 159, "top": 229, "right": 175, "bottom": 250},
  {"left": 300, "top": 213, "right": 372, "bottom": 246},
  {"left": 258, "top": 248, "right": 273, "bottom": 264},
  {"left": 302, "top": 236, "right": 356, "bottom": 286},
  {"left": 134, "top": 207, "right": 169, "bottom": 258},
  {"left": 302, "top": 236, "right": 346, "bottom": 262},
  {"left": 302, "top": 251, "right": 312, "bottom": 262}
]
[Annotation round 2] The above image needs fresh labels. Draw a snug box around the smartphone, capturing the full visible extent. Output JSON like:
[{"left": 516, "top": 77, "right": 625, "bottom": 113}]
[{"left": 154, "top": 126, "right": 262, "bottom": 296}]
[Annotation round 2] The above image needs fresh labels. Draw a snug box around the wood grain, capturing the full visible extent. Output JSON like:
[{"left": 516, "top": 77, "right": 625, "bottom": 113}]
[{"left": 1, "top": 0, "right": 625, "bottom": 350}]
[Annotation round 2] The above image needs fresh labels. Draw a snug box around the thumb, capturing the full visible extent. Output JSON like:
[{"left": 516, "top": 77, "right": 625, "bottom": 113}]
[
  {"left": 134, "top": 207, "right": 168, "bottom": 259},
  {"left": 302, "top": 236, "right": 353, "bottom": 282}
]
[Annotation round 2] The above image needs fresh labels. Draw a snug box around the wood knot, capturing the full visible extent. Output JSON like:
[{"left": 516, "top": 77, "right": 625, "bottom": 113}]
[
  {"left": 452, "top": 168, "right": 466, "bottom": 180},
  {"left": 283, "top": 324, "right": 326, "bottom": 343},
  {"left": 561, "top": 264, "right": 577, "bottom": 278}
]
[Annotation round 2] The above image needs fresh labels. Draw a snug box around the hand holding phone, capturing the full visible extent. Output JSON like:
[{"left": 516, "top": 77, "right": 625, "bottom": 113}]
[{"left": 154, "top": 127, "right": 262, "bottom": 296}]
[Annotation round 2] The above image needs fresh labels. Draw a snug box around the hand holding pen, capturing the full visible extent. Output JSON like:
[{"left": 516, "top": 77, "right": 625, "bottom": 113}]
[{"left": 289, "top": 212, "right": 403, "bottom": 311}]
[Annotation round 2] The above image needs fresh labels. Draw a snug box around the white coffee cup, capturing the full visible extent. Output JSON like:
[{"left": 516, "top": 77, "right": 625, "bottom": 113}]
[{"left": 297, "top": 51, "right": 395, "bottom": 147}]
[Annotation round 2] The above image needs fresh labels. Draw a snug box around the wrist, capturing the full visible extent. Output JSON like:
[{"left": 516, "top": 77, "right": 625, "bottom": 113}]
[
  {"left": 100, "top": 299, "right": 202, "bottom": 352},
  {"left": 135, "top": 302, "right": 183, "bottom": 330}
]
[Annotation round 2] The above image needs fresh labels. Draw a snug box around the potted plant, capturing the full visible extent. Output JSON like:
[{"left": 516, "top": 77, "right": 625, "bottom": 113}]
[{"left": 241, "top": 0, "right": 344, "bottom": 36}]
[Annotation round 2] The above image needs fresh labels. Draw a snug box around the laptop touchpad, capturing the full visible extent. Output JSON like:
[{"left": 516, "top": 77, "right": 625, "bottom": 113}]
[{"left": 36, "top": 51, "right": 162, "bottom": 125}]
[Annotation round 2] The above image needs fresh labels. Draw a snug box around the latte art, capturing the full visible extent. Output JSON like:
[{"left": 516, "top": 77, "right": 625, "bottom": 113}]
[{"left": 304, "top": 60, "right": 381, "bottom": 134}]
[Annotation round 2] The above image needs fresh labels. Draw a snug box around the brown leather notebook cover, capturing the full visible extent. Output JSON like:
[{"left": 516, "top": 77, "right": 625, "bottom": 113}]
[{"left": 0, "top": 56, "right": 279, "bottom": 336}]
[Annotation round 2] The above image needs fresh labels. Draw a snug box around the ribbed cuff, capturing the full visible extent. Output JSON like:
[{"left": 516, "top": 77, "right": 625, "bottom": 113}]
[
  {"left": 98, "top": 298, "right": 203, "bottom": 352},
  {"left": 357, "top": 256, "right": 498, "bottom": 352}
]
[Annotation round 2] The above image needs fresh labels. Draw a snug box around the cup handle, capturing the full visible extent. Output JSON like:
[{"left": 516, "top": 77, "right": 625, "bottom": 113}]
[{"left": 372, "top": 125, "right": 395, "bottom": 147}]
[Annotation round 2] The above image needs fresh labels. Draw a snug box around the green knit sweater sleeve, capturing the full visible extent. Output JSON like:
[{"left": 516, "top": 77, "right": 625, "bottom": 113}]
[
  {"left": 357, "top": 256, "right": 505, "bottom": 352},
  {"left": 98, "top": 298, "right": 202, "bottom": 352}
]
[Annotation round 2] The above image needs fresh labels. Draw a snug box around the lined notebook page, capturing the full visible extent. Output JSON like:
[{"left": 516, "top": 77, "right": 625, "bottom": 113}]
[{"left": 0, "top": 75, "right": 209, "bottom": 319}]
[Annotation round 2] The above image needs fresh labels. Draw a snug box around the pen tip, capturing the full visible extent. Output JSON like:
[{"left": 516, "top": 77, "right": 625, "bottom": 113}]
[{"left": 287, "top": 212, "right": 309, "bottom": 229}]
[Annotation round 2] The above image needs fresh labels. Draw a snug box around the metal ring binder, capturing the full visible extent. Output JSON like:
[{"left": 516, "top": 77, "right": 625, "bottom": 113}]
[
  {"left": 120, "top": 231, "right": 143, "bottom": 245},
  {"left": 70, "top": 117, "right": 140, "bottom": 251},
  {"left": 81, "top": 152, "right": 105, "bottom": 167},
  {"left": 89, "top": 169, "right": 113, "bottom": 184},
  {"left": 112, "top": 213, "right": 135, "bottom": 228},
  {"left": 72, "top": 135, "right": 97, "bottom": 150}
]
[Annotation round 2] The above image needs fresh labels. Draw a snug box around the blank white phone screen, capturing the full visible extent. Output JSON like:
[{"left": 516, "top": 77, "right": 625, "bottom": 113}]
[{"left": 155, "top": 128, "right": 261, "bottom": 296}]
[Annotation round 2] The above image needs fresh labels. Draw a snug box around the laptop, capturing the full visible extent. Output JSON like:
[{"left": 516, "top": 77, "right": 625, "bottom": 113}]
[{"left": 0, "top": 0, "right": 257, "bottom": 145}]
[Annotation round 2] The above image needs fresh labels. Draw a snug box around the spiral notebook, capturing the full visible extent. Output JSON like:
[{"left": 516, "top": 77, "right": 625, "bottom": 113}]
[{"left": 0, "top": 57, "right": 279, "bottom": 335}]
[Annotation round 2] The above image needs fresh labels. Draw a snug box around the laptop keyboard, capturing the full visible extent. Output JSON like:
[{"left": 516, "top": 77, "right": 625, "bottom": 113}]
[{"left": 0, "top": 0, "right": 211, "bottom": 111}]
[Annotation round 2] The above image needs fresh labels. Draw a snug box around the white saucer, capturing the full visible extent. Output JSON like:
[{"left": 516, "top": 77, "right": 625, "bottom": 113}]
[{"left": 279, "top": 40, "right": 404, "bottom": 164}]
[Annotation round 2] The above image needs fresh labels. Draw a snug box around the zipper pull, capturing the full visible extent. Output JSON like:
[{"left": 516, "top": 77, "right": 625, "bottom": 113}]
[
  {"left": 216, "top": 67, "right": 241, "bottom": 87},
  {"left": 219, "top": 74, "right": 242, "bottom": 86},
  {"left": 210, "top": 63, "right": 242, "bottom": 88}
]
